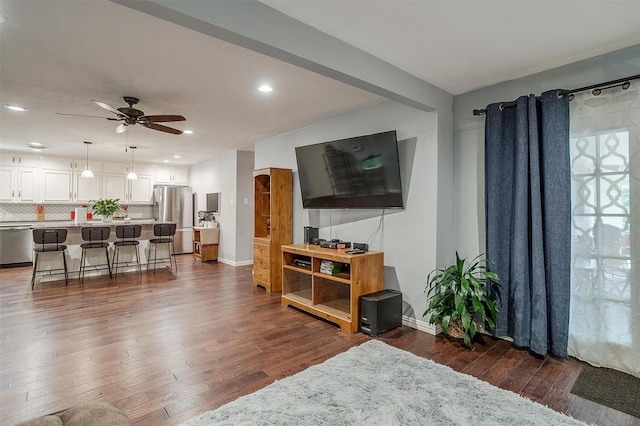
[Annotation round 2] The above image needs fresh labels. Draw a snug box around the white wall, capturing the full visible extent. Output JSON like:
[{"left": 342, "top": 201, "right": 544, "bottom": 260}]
[
  {"left": 453, "top": 44, "right": 640, "bottom": 258},
  {"left": 255, "top": 100, "right": 442, "bottom": 325},
  {"left": 190, "top": 150, "right": 254, "bottom": 265},
  {"left": 235, "top": 151, "right": 255, "bottom": 263}
]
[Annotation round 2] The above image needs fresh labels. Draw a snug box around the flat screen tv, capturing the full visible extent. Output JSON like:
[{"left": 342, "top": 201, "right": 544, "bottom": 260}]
[{"left": 295, "top": 130, "right": 404, "bottom": 209}]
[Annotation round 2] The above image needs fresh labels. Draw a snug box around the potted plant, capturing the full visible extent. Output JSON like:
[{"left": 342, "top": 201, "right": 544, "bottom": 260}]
[
  {"left": 90, "top": 198, "right": 120, "bottom": 222},
  {"left": 423, "top": 252, "right": 501, "bottom": 349}
]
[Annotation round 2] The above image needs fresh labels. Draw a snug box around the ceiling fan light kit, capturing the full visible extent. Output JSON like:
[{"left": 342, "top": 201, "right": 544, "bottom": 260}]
[
  {"left": 81, "top": 141, "right": 94, "bottom": 178},
  {"left": 58, "top": 96, "right": 186, "bottom": 135}
]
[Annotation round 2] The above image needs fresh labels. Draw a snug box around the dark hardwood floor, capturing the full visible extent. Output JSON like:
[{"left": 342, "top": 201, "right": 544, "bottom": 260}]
[{"left": 1, "top": 256, "right": 637, "bottom": 425}]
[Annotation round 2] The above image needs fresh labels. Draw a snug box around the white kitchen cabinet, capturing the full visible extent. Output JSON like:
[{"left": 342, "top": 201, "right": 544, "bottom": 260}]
[
  {"left": 0, "top": 166, "right": 16, "bottom": 202},
  {"left": 41, "top": 169, "right": 73, "bottom": 202},
  {"left": 40, "top": 157, "right": 73, "bottom": 202},
  {"left": 0, "top": 153, "right": 39, "bottom": 168},
  {"left": 40, "top": 157, "right": 74, "bottom": 171},
  {"left": 128, "top": 174, "right": 154, "bottom": 203},
  {"left": 156, "top": 165, "right": 188, "bottom": 185},
  {"left": 0, "top": 153, "right": 39, "bottom": 203},
  {"left": 72, "top": 160, "right": 102, "bottom": 202},
  {"left": 102, "top": 162, "right": 153, "bottom": 204},
  {"left": 17, "top": 167, "right": 39, "bottom": 202},
  {"left": 103, "top": 173, "right": 128, "bottom": 202},
  {"left": 74, "top": 171, "right": 102, "bottom": 203}
]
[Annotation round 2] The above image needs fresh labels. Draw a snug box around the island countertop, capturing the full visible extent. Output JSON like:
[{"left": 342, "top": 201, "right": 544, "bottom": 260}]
[{"left": 0, "top": 219, "right": 157, "bottom": 229}]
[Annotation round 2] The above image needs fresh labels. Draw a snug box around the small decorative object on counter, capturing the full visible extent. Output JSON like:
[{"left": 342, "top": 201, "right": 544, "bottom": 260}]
[{"left": 37, "top": 204, "right": 44, "bottom": 221}]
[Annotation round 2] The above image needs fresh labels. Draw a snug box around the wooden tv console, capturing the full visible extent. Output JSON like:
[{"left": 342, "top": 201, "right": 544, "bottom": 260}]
[{"left": 281, "top": 244, "right": 384, "bottom": 333}]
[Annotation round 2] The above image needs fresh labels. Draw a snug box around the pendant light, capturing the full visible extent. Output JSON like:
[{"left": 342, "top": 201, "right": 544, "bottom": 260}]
[
  {"left": 127, "top": 146, "right": 138, "bottom": 180},
  {"left": 81, "top": 141, "right": 94, "bottom": 178}
]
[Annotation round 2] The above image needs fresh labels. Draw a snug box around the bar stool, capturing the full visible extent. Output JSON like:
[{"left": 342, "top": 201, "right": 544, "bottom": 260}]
[
  {"left": 147, "top": 223, "right": 177, "bottom": 273},
  {"left": 79, "top": 226, "right": 112, "bottom": 283},
  {"left": 112, "top": 224, "right": 142, "bottom": 277},
  {"left": 31, "top": 228, "right": 69, "bottom": 289}
]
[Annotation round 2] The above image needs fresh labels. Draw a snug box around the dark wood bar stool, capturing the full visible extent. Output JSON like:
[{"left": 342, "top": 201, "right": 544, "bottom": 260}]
[
  {"left": 31, "top": 228, "right": 69, "bottom": 289},
  {"left": 112, "top": 224, "right": 142, "bottom": 277},
  {"left": 79, "top": 226, "right": 112, "bottom": 283},
  {"left": 147, "top": 223, "right": 177, "bottom": 273}
]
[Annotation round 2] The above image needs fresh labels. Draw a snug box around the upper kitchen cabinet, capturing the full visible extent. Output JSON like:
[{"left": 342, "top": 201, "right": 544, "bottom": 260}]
[
  {"left": 0, "top": 153, "right": 38, "bottom": 168},
  {"left": 0, "top": 153, "right": 39, "bottom": 203},
  {"left": 73, "top": 160, "right": 102, "bottom": 203},
  {"left": 128, "top": 163, "right": 154, "bottom": 204},
  {"left": 156, "top": 165, "right": 188, "bottom": 185},
  {"left": 40, "top": 157, "right": 74, "bottom": 203},
  {"left": 0, "top": 166, "right": 15, "bottom": 202},
  {"left": 102, "top": 161, "right": 154, "bottom": 204}
]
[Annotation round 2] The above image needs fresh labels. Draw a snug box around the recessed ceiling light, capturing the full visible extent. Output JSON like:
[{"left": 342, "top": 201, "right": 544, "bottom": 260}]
[
  {"left": 4, "top": 104, "right": 28, "bottom": 112},
  {"left": 258, "top": 84, "right": 273, "bottom": 93},
  {"left": 163, "top": 160, "right": 170, "bottom": 163},
  {"left": 173, "top": 155, "right": 181, "bottom": 159},
  {"left": 27, "top": 143, "right": 49, "bottom": 151},
  {"left": 183, "top": 130, "right": 193, "bottom": 134}
]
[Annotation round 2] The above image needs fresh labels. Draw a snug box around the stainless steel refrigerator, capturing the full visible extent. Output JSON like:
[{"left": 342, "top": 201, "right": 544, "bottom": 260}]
[{"left": 152, "top": 185, "right": 193, "bottom": 254}]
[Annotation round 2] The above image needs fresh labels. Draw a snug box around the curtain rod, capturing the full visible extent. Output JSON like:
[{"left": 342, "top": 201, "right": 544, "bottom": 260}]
[{"left": 472, "top": 73, "right": 640, "bottom": 116}]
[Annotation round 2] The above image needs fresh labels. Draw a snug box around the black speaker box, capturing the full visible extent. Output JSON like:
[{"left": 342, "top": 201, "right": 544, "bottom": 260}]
[
  {"left": 304, "top": 227, "right": 319, "bottom": 244},
  {"left": 359, "top": 290, "right": 402, "bottom": 337},
  {"left": 353, "top": 243, "right": 369, "bottom": 252}
]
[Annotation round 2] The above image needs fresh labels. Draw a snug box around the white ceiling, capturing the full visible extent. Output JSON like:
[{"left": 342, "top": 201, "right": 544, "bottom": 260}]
[
  {"left": 1, "top": 0, "right": 639, "bottom": 166},
  {"left": 263, "top": 0, "right": 640, "bottom": 95}
]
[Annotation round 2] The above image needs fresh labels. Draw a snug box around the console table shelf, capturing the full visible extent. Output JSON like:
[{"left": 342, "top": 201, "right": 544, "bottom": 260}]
[
  {"left": 193, "top": 227, "right": 219, "bottom": 262},
  {"left": 281, "top": 244, "right": 384, "bottom": 333}
]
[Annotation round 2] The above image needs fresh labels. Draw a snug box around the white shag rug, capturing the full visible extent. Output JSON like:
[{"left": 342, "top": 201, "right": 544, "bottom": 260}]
[{"left": 182, "top": 340, "right": 587, "bottom": 426}]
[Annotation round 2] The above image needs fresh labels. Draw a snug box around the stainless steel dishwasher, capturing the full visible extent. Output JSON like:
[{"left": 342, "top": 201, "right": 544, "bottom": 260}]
[{"left": 0, "top": 225, "right": 33, "bottom": 267}]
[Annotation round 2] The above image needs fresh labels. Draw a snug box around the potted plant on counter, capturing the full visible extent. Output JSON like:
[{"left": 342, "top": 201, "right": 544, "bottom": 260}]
[
  {"left": 90, "top": 198, "right": 120, "bottom": 222},
  {"left": 423, "top": 252, "right": 501, "bottom": 349}
]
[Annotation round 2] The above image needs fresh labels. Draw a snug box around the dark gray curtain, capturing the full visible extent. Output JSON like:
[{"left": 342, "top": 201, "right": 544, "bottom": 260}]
[{"left": 485, "top": 89, "right": 570, "bottom": 357}]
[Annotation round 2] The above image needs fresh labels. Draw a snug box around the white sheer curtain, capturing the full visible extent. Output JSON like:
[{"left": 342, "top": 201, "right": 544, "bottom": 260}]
[{"left": 569, "top": 83, "right": 639, "bottom": 377}]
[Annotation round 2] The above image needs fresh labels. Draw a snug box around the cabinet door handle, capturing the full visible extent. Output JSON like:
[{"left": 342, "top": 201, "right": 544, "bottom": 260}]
[
  {"left": 18, "top": 191, "right": 21, "bottom": 198},
  {"left": 12, "top": 190, "right": 14, "bottom": 197}
]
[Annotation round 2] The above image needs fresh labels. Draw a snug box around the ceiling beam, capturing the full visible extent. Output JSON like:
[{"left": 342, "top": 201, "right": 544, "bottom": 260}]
[{"left": 110, "top": 0, "right": 452, "bottom": 113}]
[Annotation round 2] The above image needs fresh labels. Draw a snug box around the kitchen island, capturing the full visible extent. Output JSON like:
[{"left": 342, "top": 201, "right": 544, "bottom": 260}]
[{"left": 25, "top": 219, "right": 177, "bottom": 282}]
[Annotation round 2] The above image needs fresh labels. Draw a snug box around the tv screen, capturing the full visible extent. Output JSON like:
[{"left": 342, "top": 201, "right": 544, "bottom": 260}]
[{"left": 295, "top": 130, "right": 404, "bottom": 209}]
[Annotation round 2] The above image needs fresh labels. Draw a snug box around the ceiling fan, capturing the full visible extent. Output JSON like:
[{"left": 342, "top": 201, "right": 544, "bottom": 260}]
[{"left": 57, "top": 96, "right": 186, "bottom": 135}]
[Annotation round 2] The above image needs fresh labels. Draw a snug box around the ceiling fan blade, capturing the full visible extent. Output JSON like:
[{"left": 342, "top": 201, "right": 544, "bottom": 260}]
[
  {"left": 55, "top": 112, "right": 121, "bottom": 121},
  {"left": 116, "top": 123, "right": 128, "bottom": 133},
  {"left": 143, "top": 122, "right": 183, "bottom": 135},
  {"left": 142, "top": 115, "right": 186, "bottom": 123},
  {"left": 92, "top": 99, "right": 126, "bottom": 116}
]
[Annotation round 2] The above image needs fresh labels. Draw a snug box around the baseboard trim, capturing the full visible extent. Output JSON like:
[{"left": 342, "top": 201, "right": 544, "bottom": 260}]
[
  {"left": 218, "top": 258, "right": 253, "bottom": 267},
  {"left": 402, "top": 315, "right": 442, "bottom": 335}
]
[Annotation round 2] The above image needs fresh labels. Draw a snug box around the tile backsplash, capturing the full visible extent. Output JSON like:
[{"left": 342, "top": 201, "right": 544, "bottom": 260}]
[{"left": 0, "top": 203, "right": 153, "bottom": 222}]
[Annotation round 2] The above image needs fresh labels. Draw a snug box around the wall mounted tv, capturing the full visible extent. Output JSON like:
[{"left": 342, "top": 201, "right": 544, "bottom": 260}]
[{"left": 295, "top": 130, "right": 404, "bottom": 209}]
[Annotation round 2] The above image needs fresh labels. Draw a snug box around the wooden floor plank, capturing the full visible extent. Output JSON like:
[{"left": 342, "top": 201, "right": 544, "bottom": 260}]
[{"left": 0, "top": 256, "right": 636, "bottom": 425}]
